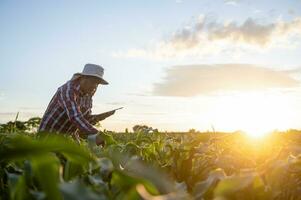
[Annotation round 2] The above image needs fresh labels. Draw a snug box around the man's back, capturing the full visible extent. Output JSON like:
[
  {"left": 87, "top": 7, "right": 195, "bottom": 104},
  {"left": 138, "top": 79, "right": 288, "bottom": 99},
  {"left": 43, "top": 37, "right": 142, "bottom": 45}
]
[{"left": 38, "top": 79, "right": 98, "bottom": 135}]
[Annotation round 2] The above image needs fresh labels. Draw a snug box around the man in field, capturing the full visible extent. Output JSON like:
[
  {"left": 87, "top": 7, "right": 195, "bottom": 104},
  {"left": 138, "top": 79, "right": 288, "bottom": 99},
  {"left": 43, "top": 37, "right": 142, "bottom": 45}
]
[{"left": 38, "top": 63, "right": 114, "bottom": 145}]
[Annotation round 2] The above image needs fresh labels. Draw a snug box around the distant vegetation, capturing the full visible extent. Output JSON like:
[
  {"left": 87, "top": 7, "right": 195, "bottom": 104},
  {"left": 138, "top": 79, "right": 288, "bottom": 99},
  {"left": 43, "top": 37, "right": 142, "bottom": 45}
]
[{"left": 1, "top": 117, "right": 301, "bottom": 199}]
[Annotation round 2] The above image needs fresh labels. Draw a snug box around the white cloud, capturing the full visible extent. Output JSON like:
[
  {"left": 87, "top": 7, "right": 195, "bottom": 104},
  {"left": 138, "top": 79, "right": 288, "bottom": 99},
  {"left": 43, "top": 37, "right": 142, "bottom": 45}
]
[
  {"left": 152, "top": 64, "right": 300, "bottom": 97},
  {"left": 113, "top": 16, "right": 301, "bottom": 60}
]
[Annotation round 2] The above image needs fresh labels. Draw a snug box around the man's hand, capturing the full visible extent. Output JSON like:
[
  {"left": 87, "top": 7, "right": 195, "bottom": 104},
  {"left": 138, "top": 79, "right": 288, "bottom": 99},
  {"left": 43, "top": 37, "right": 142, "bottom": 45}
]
[
  {"left": 87, "top": 133, "right": 105, "bottom": 147},
  {"left": 96, "top": 134, "right": 105, "bottom": 146}
]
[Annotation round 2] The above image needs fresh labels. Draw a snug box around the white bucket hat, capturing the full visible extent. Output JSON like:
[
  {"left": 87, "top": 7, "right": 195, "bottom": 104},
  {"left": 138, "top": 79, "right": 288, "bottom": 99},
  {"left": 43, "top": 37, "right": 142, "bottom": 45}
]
[{"left": 71, "top": 63, "right": 109, "bottom": 85}]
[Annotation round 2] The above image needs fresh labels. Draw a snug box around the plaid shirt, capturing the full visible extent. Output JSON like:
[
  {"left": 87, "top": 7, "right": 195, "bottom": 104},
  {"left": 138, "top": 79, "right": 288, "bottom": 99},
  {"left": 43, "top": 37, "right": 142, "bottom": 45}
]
[{"left": 38, "top": 79, "right": 99, "bottom": 135}]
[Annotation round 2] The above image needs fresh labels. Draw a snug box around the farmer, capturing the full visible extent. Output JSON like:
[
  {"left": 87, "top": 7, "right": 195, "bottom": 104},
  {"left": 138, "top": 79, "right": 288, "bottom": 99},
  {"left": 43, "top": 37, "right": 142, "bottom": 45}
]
[{"left": 38, "top": 63, "right": 114, "bottom": 145}]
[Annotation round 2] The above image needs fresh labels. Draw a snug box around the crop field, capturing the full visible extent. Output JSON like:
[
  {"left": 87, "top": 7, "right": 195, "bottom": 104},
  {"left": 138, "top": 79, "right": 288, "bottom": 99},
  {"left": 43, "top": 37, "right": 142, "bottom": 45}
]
[{"left": 0, "top": 118, "right": 301, "bottom": 200}]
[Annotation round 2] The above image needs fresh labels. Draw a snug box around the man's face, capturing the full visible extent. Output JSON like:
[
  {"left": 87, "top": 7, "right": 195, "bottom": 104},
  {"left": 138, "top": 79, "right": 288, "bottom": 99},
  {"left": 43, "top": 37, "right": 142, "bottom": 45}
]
[{"left": 79, "top": 76, "right": 100, "bottom": 95}]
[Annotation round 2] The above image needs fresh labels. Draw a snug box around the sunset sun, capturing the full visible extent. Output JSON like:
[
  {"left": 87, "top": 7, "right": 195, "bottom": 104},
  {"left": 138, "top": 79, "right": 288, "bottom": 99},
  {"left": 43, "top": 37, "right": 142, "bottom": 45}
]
[{"left": 207, "top": 91, "right": 295, "bottom": 138}]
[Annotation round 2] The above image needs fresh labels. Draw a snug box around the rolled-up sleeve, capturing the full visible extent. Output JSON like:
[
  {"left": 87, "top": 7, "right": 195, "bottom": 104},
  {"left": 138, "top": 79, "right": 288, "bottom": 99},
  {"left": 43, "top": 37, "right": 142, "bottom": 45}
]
[{"left": 59, "top": 83, "right": 98, "bottom": 135}]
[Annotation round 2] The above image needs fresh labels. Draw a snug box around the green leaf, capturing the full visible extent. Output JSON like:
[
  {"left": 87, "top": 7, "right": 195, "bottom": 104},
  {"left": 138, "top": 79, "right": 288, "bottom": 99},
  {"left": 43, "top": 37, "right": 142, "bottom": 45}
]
[
  {"left": 63, "top": 160, "right": 85, "bottom": 181},
  {"left": 7, "top": 172, "right": 29, "bottom": 200},
  {"left": 101, "top": 132, "right": 117, "bottom": 146},
  {"left": 0, "top": 134, "right": 94, "bottom": 164},
  {"left": 31, "top": 153, "right": 62, "bottom": 200},
  {"left": 97, "top": 157, "right": 114, "bottom": 182},
  {"left": 60, "top": 179, "right": 106, "bottom": 200},
  {"left": 213, "top": 174, "right": 254, "bottom": 198},
  {"left": 193, "top": 168, "right": 226, "bottom": 199}
]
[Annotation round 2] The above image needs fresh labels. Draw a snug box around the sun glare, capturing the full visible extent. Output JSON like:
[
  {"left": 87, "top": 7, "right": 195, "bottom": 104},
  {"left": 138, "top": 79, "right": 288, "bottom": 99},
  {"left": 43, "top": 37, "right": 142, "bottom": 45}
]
[{"left": 207, "top": 91, "right": 294, "bottom": 138}]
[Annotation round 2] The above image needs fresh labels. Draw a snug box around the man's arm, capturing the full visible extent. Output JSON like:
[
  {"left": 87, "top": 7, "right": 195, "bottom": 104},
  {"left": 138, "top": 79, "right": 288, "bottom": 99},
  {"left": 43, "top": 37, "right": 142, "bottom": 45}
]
[
  {"left": 59, "top": 83, "right": 98, "bottom": 135},
  {"left": 87, "top": 110, "right": 115, "bottom": 125}
]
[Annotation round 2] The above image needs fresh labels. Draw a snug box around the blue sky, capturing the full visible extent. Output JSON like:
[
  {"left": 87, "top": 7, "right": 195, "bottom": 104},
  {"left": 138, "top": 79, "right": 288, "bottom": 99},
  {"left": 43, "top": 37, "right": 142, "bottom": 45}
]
[{"left": 1, "top": 0, "right": 301, "bottom": 134}]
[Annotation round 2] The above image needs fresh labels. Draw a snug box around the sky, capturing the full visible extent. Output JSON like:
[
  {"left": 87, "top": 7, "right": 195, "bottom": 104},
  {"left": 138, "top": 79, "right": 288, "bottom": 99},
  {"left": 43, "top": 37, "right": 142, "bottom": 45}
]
[{"left": 1, "top": 0, "right": 301, "bottom": 134}]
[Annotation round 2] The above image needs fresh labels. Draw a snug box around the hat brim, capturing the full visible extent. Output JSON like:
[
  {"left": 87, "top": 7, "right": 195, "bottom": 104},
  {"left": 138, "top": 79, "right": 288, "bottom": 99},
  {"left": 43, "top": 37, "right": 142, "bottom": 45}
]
[{"left": 72, "top": 73, "right": 109, "bottom": 85}]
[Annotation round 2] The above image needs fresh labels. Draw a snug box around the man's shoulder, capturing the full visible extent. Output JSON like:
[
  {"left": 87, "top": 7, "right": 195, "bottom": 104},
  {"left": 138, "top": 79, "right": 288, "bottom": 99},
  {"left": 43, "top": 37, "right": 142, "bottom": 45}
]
[
  {"left": 58, "top": 80, "right": 80, "bottom": 95},
  {"left": 59, "top": 80, "right": 79, "bottom": 90}
]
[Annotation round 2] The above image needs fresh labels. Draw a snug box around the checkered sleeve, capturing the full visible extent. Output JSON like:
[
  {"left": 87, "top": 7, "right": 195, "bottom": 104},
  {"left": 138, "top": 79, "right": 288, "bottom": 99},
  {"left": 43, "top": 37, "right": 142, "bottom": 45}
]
[
  {"left": 59, "top": 83, "right": 98, "bottom": 135},
  {"left": 86, "top": 110, "right": 99, "bottom": 125},
  {"left": 81, "top": 95, "right": 99, "bottom": 125}
]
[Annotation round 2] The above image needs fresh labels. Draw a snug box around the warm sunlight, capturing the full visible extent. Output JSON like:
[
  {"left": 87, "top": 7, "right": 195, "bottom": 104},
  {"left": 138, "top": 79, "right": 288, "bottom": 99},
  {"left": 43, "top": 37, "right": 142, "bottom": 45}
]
[
  {"left": 2, "top": 1, "right": 301, "bottom": 199},
  {"left": 207, "top": 91, "right": 295, "bottom": 138}
]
